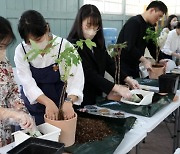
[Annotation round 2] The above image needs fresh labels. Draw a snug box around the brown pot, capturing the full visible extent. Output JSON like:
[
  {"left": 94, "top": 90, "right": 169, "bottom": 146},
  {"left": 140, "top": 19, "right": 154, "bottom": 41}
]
[
  {"left": 149, "top": 64, "right": 165, "bottom": 79},
  {"left": 44, "top": 113, "right": 77, "bottom": 147}
]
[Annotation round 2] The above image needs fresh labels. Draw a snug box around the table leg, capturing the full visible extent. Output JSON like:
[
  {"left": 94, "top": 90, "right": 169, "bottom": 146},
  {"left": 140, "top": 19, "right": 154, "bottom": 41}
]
[
  {"left": 173, "top": 108, "right": 179, "bottom": 153},
  {"left": 177, "top": 107, "right": 180, "bottom": 147},
  {"left": 136, "top": 144, "right": 140, "bottom": 154}
]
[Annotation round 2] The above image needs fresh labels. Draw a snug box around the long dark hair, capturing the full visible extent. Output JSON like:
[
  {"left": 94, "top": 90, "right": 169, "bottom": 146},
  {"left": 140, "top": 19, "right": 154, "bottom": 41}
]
[
  {"left": 18, "top": 10, "right": 47, "bottom": 43},
  {"left": 164, "top": 14, "right": 178, "bottom": 30},
  {"left": 67, "top": 4, "right": 104, "bottom": 48},
  {"left": 0, "top": 16, "right": 15, "bottom": 46}
]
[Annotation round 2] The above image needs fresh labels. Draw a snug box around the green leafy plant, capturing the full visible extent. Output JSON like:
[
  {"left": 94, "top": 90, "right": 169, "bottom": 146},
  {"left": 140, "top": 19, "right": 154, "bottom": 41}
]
[
  {"left": 107, "top": 42, "right": 127, "bottom": 58},
  {"left": 24, "top": 38, "right": 96, "bottom": 120},
  {"left": 55, "top": 39, "right": 96, "bottom": 82},
  {"left": 107, "top": 42, "right": 127, "bottom": 84},
  {"left": 24, "top": 37, "right": 58, "bottom": 62},
  {"left": 143, "top": 27, "right": 162, "bottom": 63}
]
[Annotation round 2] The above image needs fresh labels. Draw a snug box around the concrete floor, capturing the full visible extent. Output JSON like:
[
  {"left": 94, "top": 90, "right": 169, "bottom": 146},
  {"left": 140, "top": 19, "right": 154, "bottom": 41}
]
[{"left": 130, "top": 121, "right": 175, "bottom": 154}]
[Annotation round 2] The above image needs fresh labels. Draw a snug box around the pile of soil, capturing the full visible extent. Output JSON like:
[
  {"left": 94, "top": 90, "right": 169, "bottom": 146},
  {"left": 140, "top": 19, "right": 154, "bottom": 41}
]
[{"left": 75, "top": 117, "right": 114, "bottom": 143}]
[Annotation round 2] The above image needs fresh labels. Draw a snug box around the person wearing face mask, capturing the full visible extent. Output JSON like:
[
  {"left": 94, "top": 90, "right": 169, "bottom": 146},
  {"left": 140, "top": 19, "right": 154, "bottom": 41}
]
[
  {"left": 163, "top": 15, "right": 178, "bottom": 32},
  {"left": 116, "top": 1, "right": 167, "bottom": 78},
  {"left": 83, "top": 28, "right": 97, "bottom": 40},
  {"left": 0, "top": 16, "right": 35, "bottom": 147},
  {"left": 161, "top": 22, "right": 180, "bottom": 66},
  {"left": 158, "top": 15, "right": 178, "bottom": 72},
  {"left": 158, "top": 15, "right": 178, "bottom": 51},
  {"left": 67, "top": 4, "right": 140, "bottom": 107},
  {"left": 14, "top": 10, "right": 84, "bottom": 125}
]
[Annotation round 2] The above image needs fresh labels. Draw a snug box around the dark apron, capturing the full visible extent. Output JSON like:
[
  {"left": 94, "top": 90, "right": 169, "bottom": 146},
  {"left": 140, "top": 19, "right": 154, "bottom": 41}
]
[{"left": 20, "top": 39, "right": 64, "bottom": 125}]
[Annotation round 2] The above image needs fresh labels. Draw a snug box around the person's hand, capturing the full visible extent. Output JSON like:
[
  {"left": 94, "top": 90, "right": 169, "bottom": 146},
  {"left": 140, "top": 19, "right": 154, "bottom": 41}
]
[
  {"left": 107, "top": 91, "right": 121, "bottom": 101},
  {"left": 124, "top": 76, "right": 140, "bottom": 89},
  {"left": 112, "top": 84, "right": 132, "bottom": 100},
  {"left": 12, "top": 111, "right": 35, "bottom": 129},
  {"left": 45, "top": 100, "right": 59, "bottom": 120},
  {"left": 142, "top": 59, "right": 152, "bottom": 72},
  {"left": 159, "top": 59, "right": 168, "bottom": 66},
  {"left": 61, "top": 102, "right": 75, "bottom": 120},
  {"left": 0, "top": 108, "right": 35, "bottom": 129},
  {"left": 177, "top": 54, "right": 180, "bottom": 59}
]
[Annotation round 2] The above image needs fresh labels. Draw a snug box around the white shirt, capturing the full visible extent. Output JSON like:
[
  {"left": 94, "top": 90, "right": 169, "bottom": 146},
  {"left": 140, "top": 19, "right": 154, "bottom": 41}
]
[
  {"left": 162, "top": 29, "right": 180, "bottom": 56},
  {"left": 14, "top": 35, "right": 84, "bottom": 105},
  {"left": 158, "top": 27, "right": 169, "bottom": 50}
]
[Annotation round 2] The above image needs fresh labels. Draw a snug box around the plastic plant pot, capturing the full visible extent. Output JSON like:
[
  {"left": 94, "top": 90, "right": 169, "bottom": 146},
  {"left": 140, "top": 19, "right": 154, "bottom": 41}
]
[
  {"left": 7, "top": 137, "right": 64, "bottom": 154},
  {"left": 159, "top": 73, "right": 179, "bottom": 94}
]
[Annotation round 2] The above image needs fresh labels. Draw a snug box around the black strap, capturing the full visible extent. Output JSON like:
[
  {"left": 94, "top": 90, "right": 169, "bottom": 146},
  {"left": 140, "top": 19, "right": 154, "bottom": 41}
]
[
  {"left": 21, "top": 43, "right": 32, "bottom": 66},
  {"left": 21, "top": 43, "right": 28, "bottom": 57}
]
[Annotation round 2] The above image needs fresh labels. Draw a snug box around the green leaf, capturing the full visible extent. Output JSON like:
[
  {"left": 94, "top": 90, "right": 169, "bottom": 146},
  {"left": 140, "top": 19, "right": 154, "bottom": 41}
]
[
  {"left": 107, "top": 42, "right": 127, "bottom": 58},
  {"left": 25, "top": 37, "right": 96, "bottom": 82},
  {"left": 76, "top": 40, "right": 83, "bottom": 50},
  {"left": 24, "top": 38, "right": 59, "bottom": 61},
  {"left": 85, "top": 39, "right": 96, "bottom": 49}
]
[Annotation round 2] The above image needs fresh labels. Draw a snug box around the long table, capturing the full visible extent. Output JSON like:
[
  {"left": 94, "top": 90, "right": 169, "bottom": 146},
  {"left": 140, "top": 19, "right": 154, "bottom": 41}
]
[
  {"left": 1, "top": 92, "right": 180, "bottom": 154},
  {"left": 114, "top": 118, "right": 147, "bottom": 154},
  {"left": 114, "top": 90, "right": 180, "bottom": 154}
]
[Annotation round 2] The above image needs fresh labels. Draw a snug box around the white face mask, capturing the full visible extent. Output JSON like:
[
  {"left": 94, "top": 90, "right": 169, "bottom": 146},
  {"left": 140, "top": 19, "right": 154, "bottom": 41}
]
[
  {"left": 36, "top": 38, "right": 49, "bottom": 50},
  {"left": 83, "top": 29, "right": 97, "bottom": 40},
  {"left": 0, "top": 49, "right": 6, "bottom": 61},
  {"left": 171, "top": 21, "right": 178, "bottom": 27}
]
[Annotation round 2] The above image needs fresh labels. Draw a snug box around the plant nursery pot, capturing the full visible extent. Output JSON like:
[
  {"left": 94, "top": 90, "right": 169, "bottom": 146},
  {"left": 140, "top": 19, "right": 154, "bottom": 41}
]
[
  {"left": 149, "top": 64, "right": 165, "bottom": 79},
  {"left": 44, "top": 113, "right": 77, "bottom": 147},
  {"left": 159, "top": 73, "right": 179, "bottom": 94},
  {"left": 7, "top": 137, "right": 64, "bottom": 154},
  {"left": 12, "top": 123, "right": 61, "bottom": 146}
]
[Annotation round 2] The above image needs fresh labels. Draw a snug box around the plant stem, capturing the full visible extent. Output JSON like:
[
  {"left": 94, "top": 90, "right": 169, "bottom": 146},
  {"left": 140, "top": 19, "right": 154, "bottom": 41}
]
[{"left": 58, "top": 82, "right": 67, "bottom": 120}]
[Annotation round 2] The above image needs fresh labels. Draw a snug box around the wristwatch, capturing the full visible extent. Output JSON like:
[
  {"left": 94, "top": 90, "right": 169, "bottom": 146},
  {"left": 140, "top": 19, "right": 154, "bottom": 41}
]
[{"left": 64, "top": 97, "right": 73, "bottom": 104}]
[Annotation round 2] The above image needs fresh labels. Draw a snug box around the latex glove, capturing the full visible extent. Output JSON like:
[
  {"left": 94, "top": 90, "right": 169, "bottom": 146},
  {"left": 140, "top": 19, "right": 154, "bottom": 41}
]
[
  {"left": 0, "top": 108, "right": 34, "bottom": 129},
  {"left": 125, "top": 77, "right": 140, "bottom": 89},
  {"left": 45, "top": 100, "right": 59, "bottom": 120},
  {"left": 16, "top": 112, "right": 35, "bottom": 129},
  {"left": 61, "top": 102, "right": 75, "bottom": 120},
  {"left": 112, "top": 84, "right": 132, "bottom": 100}
]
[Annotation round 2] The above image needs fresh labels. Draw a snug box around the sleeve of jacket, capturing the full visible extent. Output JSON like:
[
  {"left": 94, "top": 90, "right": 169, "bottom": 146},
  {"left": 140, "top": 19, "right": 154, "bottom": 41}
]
[{"left": 79, "top": 47, "right": 115, "bottom": 95}]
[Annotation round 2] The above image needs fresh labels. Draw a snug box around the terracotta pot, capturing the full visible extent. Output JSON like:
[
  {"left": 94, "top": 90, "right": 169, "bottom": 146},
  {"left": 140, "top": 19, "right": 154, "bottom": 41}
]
[
  {"left": 44, "top": 113, "right": 77, "bottom": 147},
  {"left": 149, "top": 64, "right": 165, "bottom": 79}
]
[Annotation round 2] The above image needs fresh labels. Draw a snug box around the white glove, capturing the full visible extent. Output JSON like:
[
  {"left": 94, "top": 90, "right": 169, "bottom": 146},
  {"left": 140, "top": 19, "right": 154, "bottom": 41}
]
[{"left": 0, "top": 107, "right": 35, "bottom": 129}]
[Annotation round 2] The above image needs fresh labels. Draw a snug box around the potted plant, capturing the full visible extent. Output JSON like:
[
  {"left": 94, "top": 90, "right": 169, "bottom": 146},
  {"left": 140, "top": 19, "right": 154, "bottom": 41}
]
[
  {"left": 24, "top": 38, "right": 96, "bottom": 147},
  {"left": 106, "top": 42, "right": 127, "bottom": 101},
  {"left": 143, "top": 27, "right": 166, "bottom": 79}
]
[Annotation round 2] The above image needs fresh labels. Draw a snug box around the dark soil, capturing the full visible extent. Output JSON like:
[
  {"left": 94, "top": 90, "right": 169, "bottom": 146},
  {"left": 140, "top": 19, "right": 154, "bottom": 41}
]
[{"left": 75, "top": 117, "right": 114, "bottom": 143}]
